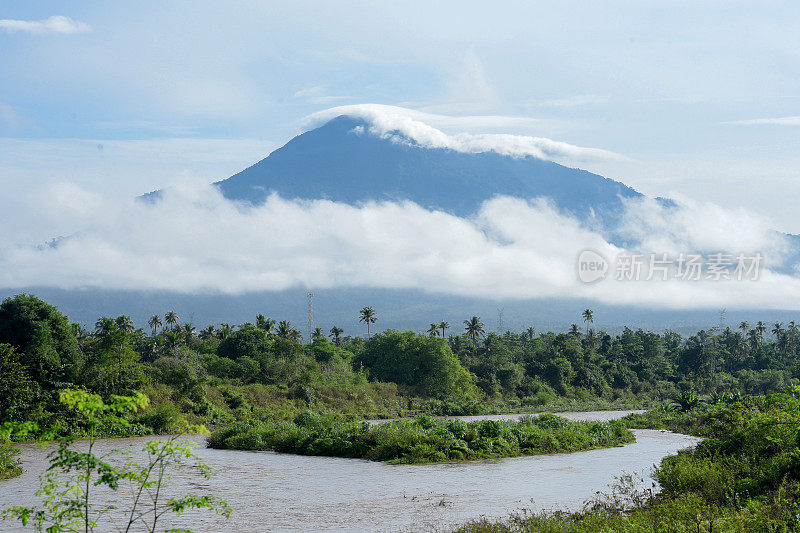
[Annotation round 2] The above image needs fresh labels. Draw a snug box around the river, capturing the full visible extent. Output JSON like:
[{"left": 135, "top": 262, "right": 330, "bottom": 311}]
[{"left": 0, "top": 411, "right": 700, "bottom": 532}]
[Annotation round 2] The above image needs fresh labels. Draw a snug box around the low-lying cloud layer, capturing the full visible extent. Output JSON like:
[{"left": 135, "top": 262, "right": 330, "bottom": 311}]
[
  {"left": 1, "top": 182, "right": 798, "bottom": 310},
  {"left": 304, "top": 104, "right": 625, "bottom": 163}
]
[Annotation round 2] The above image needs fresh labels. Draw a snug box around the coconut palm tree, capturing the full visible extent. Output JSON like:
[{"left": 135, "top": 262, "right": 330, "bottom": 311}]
[
  {"left": 525, "top": 327, "right": 535, "bottom": 343},
  {"left": 217, "top": 323, "right": 232, "bottom": 340},
  {"left": 115, "top": 315, "right": 134, "bottom": 334},
  {"left": 463, "top": 316, "right": 485, "bottom": 354},
  {"left": 199, "top": 325, "right": 215, "bottom": 341},
  {"left": 427, "top": 323, "right": 439, "bottom": 337},
  {"left": 276, "top": 320, "right": 293, "bottom": 340},
  {"left": 739, "top": 321, "right": 749, "bottom": 335},
  {"left": 312, "top": 327, "right": 325, "bottom": 340},
  {"left": 582, "top": 309, "right": 594, "bottom": 335},
  {"left": 755, "top": 321, "right": 767, "bottom": 342},
  {"left": 256, "top": 314, "right": 276, "bottom": 336},
  {"left": 148, "top": 314, "right": 162, "bottom": 337},
  {"left": 165, "top": 311, "right": 179, "bottom": 331},
  {"left": 772, "top": 322, "right": 784, "bottom": 339},
  {"left": 438, "top": 321, "right": 450, "bottom": 338},
  {"left": 359, "top": 307, "right": 377, "bottom": 339},
  {"left": 569, "top": 324, "right": 581, "bottom": 337},
  {"left": 329, "top": 326, "right": 343, "bottom": 346},
  {"left": 182, "top": 323, "right": 196, "bottom": 344},
  {"left": 94, "top": 317, "right": 115, "bottom": 339}
]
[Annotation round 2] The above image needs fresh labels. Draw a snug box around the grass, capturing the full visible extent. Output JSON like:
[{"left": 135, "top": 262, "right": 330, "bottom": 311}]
[{"left": 208, "top": 412, "right": 634, "bottom": 463}]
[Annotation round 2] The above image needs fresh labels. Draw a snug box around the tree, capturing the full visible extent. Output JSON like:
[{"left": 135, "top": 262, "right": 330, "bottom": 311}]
[
  {"left": 217, "top": 324, "right": 270, "bottom": 360},
  {"left": 359, "top": 307, "right": 377, "bottom": 339},
  {"left": 463, "top": 316, "right": 485, "bottom": 355},
  {"left": 739, "top": 321, "right": 749, "bottom": 335},
  {"left": 569, "top": 324, "right": 581, "bottom": 337},
  {"left": 329, "top": 326, "right": 343, "bottom": 346},
  {"left": 0, "top": 344, "right": 37, "bottom": 422},
  {"left": 181, "top": 323, "right": 196, "bottom": 344},
  {"left": 164, "top": 311, "right": 179, "bottom": 331},
  {"left": 199, "top": 325, "right": 215, "bottom": 341},
  {"left": 355, "top": 331, "right": 473, "bottom": 398},
  {"left": 147, "top": 315, "right": 162, "bottom": 337},
  {"left": 439, "top": 321, "right": 450, "bottom": 338},
  {"left": 312, "top": 327, "right": 325, "bottom": 340},
  {"left": 772, "top": 322, "right": 784, "bottom": 339},
  {"left": 582, "top": 309, "right": 594, "bottom": 335},
  {"left": 0, "top": 294, "right": 84, "bottom": 387},
  {"left": 755, "top": 321, "right": 767, "bottom": 342},
  {"left": 427, "top": 323, "right": 439, "bottom": 337},
  {"left": 114, "top": 315, "right": 134, "bottom": 334},
  {"left": 256, "top": 314, "right": 275, "bottom": 336}
]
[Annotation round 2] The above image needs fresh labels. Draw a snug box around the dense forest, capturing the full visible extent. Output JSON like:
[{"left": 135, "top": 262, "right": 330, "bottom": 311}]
[{"left": 1, "top": 293, "right": 798, "bottom": 437}]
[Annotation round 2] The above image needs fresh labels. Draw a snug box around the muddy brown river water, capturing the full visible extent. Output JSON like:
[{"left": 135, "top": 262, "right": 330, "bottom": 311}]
[{"left": 0, "top": 411, "right": 700, "bottom": 532}]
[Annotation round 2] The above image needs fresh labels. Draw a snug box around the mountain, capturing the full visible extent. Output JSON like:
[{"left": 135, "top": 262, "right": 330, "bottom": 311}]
[{"left": 214, "top": 115, "right": 642, "bottom": 229}]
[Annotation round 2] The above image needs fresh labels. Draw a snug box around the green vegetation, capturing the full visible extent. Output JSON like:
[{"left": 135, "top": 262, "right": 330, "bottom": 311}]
[
  {"left": 455, "top": 391, "right": 800, "bottom": 532},
  {"left": 0, "top": 441, "right": 21, "bottom": 480},
  {"left": 2, "top": 389, "right": 230, "bottom": 532},
  {"left": 208, "top": 412, "right": 633, "bottom": 463}
]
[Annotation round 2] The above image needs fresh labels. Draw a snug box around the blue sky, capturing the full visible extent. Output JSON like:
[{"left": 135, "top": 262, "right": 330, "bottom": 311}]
[{"left": 2, "top": 1, "right": 800, "bottom": 230}]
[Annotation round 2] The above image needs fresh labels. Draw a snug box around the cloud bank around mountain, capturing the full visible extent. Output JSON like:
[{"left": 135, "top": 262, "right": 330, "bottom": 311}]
[
  {"left": 304, "top": 104, "right": 625, "bottom": 163},
  {"left": 1, "top": 180, "right": 798, "bottom": 310}
]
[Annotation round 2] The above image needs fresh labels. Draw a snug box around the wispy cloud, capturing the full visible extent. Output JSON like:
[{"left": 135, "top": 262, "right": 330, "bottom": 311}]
[
  {"left": 304, "top": 104, "right": 626, "bottom": 162},
  {"left": 722, "top": 116, "right": 800, "bottom": 126},
  {"left": 0, "top": 16, "right": 91, "bottom": 35}
]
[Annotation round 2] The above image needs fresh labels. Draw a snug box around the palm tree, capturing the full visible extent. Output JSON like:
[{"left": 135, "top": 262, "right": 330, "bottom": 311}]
[
  {"left": 165, "top": 311, "right": 179, "bottom": 331},
  {"left": 525, "top": 326, "right": 535, "bottom": 343},
  {"left": 359, "top": 307, "right": 377, "bottom": 339},
  {"left": 438, "top": 321, "right": 450, "bottom": 338},
  {"left": 256, "top": 314, "right": 276, "bottom": 336},
  {"left": 427, "top": 323, "right": 439, "bottom": 337},
  {"left": 329, "top": 326, "right": 343, "bottom": 346},
  {"left": 182, "top": 323, "right": 196, "bottom": 344},
  {"left": 276, "top": 321, "right": 302, "bottom": 344},
  {"left": 755, "top": 321, "right": 767, "bottom": 342},
  {"left": 582, "top": 309, "right": 594, "bottom": 335},
  {"left": 463, "top": 316, "right": 485, "bottom": 354},
  {"left": 199, "top": 325, "right": 215, "bottom": 341},
  {"left": 216, "top": 323, "right": 232, "bottom": 340},
  {"left": 148, "top": 314, "right": 162, "bottom": 337},
  {"left": 312, "top": 327, "right": 325, "bottom": 340},
  {"left": 739, "top": 321, "right": 749, "bottom": 335},
  {"left": 115, "top": 315, "right": 134, "bottom": 334},
  {"left": 94, "top": 317, "right": 115, "bottom": 339},
  {"left": 772, "top": 322, "right": 784, "bottom": 339},
  {"left": 569, "top": 324, "right": 581, "bottom": 337}
]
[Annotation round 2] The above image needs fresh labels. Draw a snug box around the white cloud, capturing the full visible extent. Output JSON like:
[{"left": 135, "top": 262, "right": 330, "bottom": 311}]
[
  {"left": 722, "top": 116, "right": 800, "bottom": 126},
  {"left": 0, "top": 16, "right": 90, "bottom": 35},
  {"left": 304, "top": 104, "right": 626, "bottom": 163},
  {"left": 1, "top": 182, "right": 798, "bottom": 310}
]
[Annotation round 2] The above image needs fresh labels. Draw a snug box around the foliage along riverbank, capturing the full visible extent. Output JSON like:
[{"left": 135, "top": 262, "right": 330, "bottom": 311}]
[
  {"left": 207, "top": 412, "right": 634, "bottom": 463},
  {"left": 455, "top": 390, "right": 800, "bottom": 532},
  {"left": 0, "top": 441, "right": 21, "bottom": 480}
]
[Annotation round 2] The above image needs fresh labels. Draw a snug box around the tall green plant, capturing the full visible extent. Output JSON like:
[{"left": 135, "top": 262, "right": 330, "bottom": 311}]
[{"left": 2, "top": 389, "right": 230, "bottom": 533}]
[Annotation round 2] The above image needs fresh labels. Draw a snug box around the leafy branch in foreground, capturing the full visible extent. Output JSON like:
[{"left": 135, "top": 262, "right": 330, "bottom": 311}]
[{"left": 2, "top": 389, "right": 230, "bottom": 533}]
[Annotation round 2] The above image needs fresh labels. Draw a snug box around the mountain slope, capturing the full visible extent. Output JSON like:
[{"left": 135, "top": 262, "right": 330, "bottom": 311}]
[{"left": 215, "top": 115, "right": 641, "bottom": 228}]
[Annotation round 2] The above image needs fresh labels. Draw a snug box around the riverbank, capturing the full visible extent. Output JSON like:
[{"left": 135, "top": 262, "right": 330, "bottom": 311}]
[
  {"left": 454, "top": 392, "right": 800, "bottom": 532},
  {"left": 208, "top": 412, "right": 634, "bottom": 463}
]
